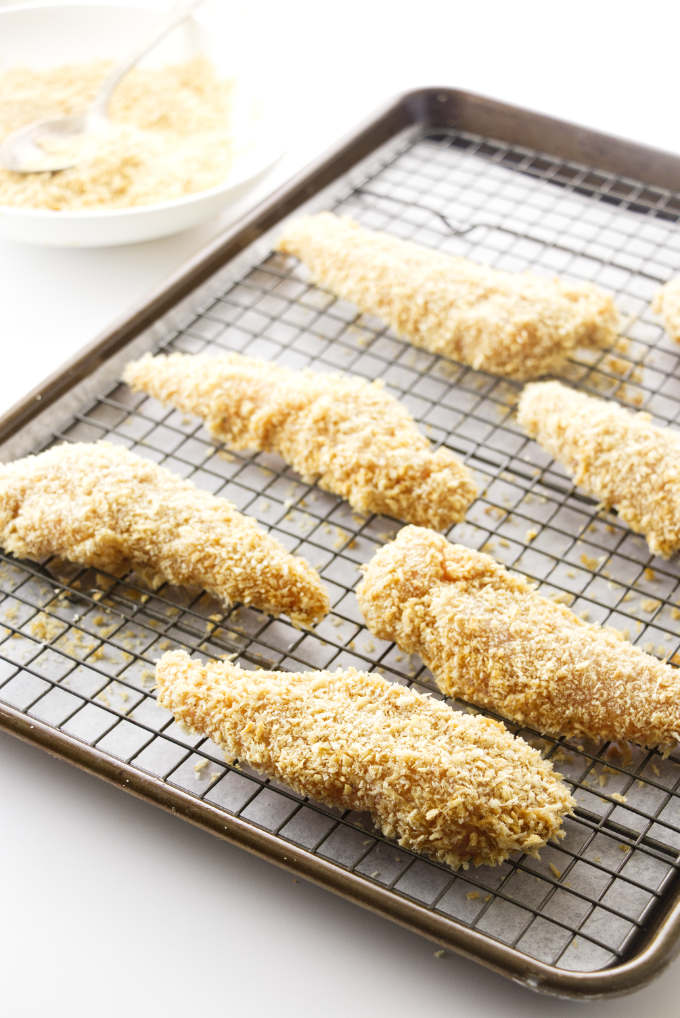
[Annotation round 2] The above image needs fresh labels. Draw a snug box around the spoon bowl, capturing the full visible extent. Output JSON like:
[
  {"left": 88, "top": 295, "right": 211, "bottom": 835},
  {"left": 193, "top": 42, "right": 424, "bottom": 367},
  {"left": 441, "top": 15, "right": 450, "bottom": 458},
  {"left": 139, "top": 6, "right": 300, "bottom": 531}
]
[
  {"left": 0, "top": 112, "right": 106, "bottom": 173},
  {"left": 0, "top": 3, "right": 284, "bottom": 246},
  {"left": 1, "top": 0, "right": 202, "bottom": 174}
]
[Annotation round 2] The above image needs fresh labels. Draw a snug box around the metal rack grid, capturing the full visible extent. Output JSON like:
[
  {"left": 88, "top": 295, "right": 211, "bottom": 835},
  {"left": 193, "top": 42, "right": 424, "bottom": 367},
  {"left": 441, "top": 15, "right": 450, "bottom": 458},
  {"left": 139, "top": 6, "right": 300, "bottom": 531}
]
[{"left": 3, "top": 122, "right": 680, "bottom": 978}]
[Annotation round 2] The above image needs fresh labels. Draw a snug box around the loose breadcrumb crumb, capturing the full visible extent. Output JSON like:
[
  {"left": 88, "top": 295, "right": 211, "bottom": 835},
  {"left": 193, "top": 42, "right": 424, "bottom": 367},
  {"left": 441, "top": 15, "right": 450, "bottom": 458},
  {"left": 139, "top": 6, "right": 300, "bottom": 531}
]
[
  {"left": 155, "top": 650, "right": 573, "bottom": 869},
  {"left": 605, "top": 356, "right": 629, "bottom": 375},
  {"left": 653, "top": 277, "right": 680, "bottom": 343},
  {"left": 28, "top": 612, "right": 64, "bottom": 643}
]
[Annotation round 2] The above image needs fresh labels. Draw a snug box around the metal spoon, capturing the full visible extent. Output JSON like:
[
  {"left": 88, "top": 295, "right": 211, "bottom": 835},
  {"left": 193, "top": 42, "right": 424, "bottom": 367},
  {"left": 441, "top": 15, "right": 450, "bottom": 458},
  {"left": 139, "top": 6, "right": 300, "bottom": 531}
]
[{"left": 0, "top": 0, "right": 204, "bottom": 173}]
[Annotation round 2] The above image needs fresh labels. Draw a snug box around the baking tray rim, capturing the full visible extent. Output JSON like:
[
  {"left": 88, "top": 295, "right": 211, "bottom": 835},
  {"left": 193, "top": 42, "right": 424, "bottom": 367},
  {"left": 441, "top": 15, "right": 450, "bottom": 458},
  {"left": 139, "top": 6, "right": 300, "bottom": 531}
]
[
  {"left": 3, "top": 701, "right": 679, "bottom": 1000},
  {"left": 2, "top": 86, "right": 680, "bottom": 998}
]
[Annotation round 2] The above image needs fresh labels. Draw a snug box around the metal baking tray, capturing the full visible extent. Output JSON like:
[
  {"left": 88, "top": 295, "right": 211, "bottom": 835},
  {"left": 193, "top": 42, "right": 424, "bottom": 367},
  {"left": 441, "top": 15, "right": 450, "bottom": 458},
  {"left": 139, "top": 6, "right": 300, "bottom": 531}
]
[{"left": 2, "top": 89, "right": 680, "bottom": 999}]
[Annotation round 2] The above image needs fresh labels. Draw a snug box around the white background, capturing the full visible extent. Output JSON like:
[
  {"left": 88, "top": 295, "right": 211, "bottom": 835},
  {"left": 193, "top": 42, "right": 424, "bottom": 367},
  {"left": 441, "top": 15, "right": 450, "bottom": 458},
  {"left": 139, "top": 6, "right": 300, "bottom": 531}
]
[{"left": 2, "top": 1, "right": 680, "bottom": 1015}]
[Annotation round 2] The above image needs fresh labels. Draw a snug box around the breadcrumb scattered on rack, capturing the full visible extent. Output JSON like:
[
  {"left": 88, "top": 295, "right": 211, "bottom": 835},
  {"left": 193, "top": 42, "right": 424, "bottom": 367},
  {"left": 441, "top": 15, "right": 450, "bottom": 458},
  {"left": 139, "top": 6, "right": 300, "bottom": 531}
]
[
  {"left": 652, "top": 277, "right": 680, "bottom": 342},
  {"left": 155, "top": 649, "right": 573, "bottom": 869},
  {"left": 124, "top": 352, "right": 476, "bottom": 530},
  {"left": 0, "top": 441, "right": 328, "bottom": 627},
  {"left": 357, "top": 526, "right": 680, "bottom": 749},
  {"left": 518, "top": 381, "right": 680, "bottom": 558},
  {"left": 276, "top": 212, "right": 619, "bottom": 381}
]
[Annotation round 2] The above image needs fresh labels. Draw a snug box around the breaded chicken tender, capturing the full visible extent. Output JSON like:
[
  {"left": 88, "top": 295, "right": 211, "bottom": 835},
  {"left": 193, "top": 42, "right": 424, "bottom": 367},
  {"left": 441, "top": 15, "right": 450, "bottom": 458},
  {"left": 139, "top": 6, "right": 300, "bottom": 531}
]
[
  {"left": 156, "top": 649, "right": 573, "bottom": 867},
  {"left": 357, "top": 526, "right": 680, "bottom": 749},
  {"left": 518, "top": 381, "right": 680, "bottom": 558},
  {"left": 276, "top": 212, "right": 619, "bottom": 380},
  {"left": 0, "top": 442, "right": 328, "bottom": 625},
  {"left": 653, "top": 277, "right": 680, "bottom": 343},
  {"left": 123, "top": 352, "right": 476, "bottom": 529}
]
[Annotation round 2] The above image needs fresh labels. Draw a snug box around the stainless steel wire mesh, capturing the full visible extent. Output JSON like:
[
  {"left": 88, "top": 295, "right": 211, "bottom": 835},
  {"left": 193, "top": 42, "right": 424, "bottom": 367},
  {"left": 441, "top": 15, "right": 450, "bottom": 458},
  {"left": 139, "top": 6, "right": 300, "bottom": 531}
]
[{"left": 3, "top": 123, "right": 680, "bottom": 975}]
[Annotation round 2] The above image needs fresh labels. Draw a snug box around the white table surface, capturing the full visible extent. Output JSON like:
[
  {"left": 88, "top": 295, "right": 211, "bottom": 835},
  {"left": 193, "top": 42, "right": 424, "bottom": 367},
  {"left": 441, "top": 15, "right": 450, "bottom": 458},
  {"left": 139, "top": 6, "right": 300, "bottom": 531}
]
[{"left": 3, "top": 2, "right": 680, "bottom": 1014}]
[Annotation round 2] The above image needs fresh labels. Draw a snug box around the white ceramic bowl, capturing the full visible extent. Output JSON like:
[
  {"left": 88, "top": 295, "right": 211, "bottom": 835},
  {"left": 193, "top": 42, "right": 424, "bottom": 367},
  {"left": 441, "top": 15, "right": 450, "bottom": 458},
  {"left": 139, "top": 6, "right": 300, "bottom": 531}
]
[{"left": 0, "top": 3, "right": 282, "bottom": 246}]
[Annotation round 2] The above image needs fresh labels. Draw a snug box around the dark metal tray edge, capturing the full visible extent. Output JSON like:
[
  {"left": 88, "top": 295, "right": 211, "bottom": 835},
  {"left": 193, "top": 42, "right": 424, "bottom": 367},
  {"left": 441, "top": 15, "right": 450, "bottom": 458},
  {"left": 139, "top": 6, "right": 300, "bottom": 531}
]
[
  {"left": 3, "top": 701, "right": 679, "bottom": 1000},
  {"left": 2, "top": 87, "right": 680, "bottom": 998}
]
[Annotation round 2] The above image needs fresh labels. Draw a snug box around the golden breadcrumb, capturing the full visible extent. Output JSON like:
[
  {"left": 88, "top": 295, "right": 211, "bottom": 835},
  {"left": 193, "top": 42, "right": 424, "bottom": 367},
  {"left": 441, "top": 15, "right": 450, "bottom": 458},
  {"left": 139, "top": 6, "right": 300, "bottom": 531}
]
[
  {"left": 357, "top": 526, "right": 680, "bottom": 749},
  {"left": 276, "top": 213, "right": 619, "bottom": 380},
  {"left": 0, "top": 442, "right": 328, "bottom": 626},
  {"left": 155, "top": 650, "right": 573, "bottom": 868},
  {"left": 0, "top": 58, "right": 237, "bottom": 210},
  {"left": 518, "top": 381, "right": 680, "bottom": 558},
  {"left": 652, "top": 277, "right": 680, "bottom": 342},
  {"left": 123, "top": 352, "right": 476, "bottom": 528}
]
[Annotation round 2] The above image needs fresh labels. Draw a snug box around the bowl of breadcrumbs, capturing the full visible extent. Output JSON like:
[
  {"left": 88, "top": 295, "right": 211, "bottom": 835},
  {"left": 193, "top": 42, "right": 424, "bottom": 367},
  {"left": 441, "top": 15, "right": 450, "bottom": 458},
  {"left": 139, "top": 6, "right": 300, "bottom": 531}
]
[{"left": 0, "top": 4, "right": 282, "bottom": 246}]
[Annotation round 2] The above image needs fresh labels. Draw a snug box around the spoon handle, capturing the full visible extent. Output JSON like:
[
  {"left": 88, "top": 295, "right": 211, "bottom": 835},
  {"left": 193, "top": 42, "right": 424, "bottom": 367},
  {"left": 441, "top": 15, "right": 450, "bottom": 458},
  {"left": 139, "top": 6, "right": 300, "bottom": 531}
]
[{"left": 92, "top": 0, "right": 205, "bottom": 117}]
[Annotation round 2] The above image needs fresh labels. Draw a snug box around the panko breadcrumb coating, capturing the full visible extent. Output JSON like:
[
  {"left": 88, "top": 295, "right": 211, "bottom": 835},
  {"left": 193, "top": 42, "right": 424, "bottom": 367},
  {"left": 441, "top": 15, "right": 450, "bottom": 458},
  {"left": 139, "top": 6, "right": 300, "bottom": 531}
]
[
  {"left": 652, "top": 277, "right": 680, "bottom": 343},
  {"left": 357, "top": 526, "right": 680, "bottom": 749},
  {"left": 276, "top": 212, "right": 619, "bottom": 380},
  {"left": 123, "top": 352, "right": 476, "bottom": 528},
  {"left": 518, "top": 381, "right": 680, "bottom": 558},
  {"left": 0, "top": 442, "right": 328, "bottom": 626},
  {"left": 156, "top": 649, "right": 573, "bottom": 868}
]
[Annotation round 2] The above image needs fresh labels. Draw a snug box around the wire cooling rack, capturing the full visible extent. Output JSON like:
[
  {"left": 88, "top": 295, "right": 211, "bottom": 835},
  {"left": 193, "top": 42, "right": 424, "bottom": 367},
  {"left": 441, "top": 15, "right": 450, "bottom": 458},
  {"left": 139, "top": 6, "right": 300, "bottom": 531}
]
[{"left": 3, "top": 118, "right": 680, "bottom": 983}]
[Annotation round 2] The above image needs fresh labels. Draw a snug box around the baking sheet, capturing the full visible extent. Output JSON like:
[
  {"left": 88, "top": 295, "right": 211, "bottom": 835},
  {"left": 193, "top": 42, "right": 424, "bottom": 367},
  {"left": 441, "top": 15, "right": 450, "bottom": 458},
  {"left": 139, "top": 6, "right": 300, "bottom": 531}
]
[{"left": 2, "top": 96, "right": 680, "bottom": 997}]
